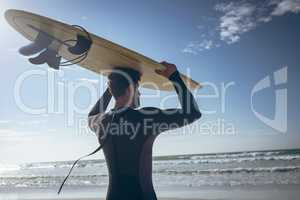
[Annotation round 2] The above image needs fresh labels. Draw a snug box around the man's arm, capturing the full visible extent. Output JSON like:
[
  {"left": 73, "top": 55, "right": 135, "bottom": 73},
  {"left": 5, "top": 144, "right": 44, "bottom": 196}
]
[
  {"left": 88, "top": 88, "right": 112, "bottom": 132},
  {"left": 88, "top": 88, "right": 112, "bottom": 117},
  {"left": 168, "top": 69, "right": 201, "bottom": 120},
  {"left": 139, "top": 61, "right": 201, "bottom": 134}
]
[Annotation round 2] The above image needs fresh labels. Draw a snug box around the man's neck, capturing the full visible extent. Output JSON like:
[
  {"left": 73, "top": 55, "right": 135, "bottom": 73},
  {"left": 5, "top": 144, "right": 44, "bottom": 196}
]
[{"left": 114, "top": 99, "right": 132, "bottom": 109}]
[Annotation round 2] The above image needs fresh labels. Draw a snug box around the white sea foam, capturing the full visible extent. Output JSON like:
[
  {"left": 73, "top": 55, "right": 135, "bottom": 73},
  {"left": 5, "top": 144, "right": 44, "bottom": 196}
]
[{"left": 1, "top": 150, "right": 299, "bottom": 189}]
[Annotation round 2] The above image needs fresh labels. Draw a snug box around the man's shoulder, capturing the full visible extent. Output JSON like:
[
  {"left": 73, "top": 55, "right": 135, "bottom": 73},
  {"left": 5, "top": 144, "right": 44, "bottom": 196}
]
[
  {"left": 137, "top": 107, "right": 159, "bottom": 111},
  {"left": 88, "top": 112, "right": 113, "bottom": 123},
  {"left": 135, "top": 107, "right": 162, "bottom": 115}
]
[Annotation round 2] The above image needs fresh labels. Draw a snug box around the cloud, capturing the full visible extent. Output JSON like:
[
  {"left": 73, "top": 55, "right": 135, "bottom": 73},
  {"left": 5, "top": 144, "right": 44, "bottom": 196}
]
[
  {"left": 271, "top": 0, "right": 300, "bottom": 16},
  {"left": 81, "top": 16, "right": 88, "bottom": 20},
  {"left": 182, "top": 40, "right": 219, "bottom": 55},
  {"left": 0, "top": 129, "right": 35, "bottom": 142},
  {"left": 0, "top": 129, "right": 16, "bottom": 137},
  {"left": 47, "top": 128, "right": 57, "bottom": 133},
  {"left": 78, "top": 78, "right": 99, "bottom": 84},
  {"left": 0, "top": 120, "right": 11, "bottom": 124},
  {"left": 183, "top": 0, "right": 300, "bottom": 55},
  {"left": 215, "top": 0, "right": 300, "bottom": 44},
  {"left": 215, "top": 1, "right": 258, "bottom": 44},
  {"left": 0, "top": 120, "right": 49, "bottom": 129},
  {"left": 18, "top": 120, "right": 47, "bottom": 126}
]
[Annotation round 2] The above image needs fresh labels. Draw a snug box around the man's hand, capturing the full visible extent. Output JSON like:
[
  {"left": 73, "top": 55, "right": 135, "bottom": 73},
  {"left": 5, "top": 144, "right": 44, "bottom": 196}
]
[{"left": 155, "top": 61, "right": 177, "bottom": 78}]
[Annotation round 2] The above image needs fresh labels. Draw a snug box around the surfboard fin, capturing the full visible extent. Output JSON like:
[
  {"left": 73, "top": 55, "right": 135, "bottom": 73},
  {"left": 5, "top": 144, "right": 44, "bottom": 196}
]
[
  {"left": 68, "top": 34, "right": 92, "bottom": 55},
  {"left": 19, "top": 25, "right": 91, "bottom": 68},
  {"left": 19, "top": 32, "right": 53, "bottom": 56},
  {"left": 29, "top": 48, "right": 61, "bottom": 70}
]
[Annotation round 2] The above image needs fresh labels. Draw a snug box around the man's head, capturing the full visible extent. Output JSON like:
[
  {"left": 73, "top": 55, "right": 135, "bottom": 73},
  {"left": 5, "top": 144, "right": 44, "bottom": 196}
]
[{"left": 108, "top": 67, "right": 141, "bottom": 108}]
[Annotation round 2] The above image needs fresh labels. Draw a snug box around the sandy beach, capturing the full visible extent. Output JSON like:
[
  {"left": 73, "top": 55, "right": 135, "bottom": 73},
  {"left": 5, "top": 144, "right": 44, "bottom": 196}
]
[{"left": 1, "top": 184, "right": 300, "bottom": 200}]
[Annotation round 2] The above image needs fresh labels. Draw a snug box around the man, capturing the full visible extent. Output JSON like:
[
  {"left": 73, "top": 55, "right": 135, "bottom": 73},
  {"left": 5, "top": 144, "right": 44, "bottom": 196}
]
[{"left": 88, "top": 61, "right": 201, "bottom": 200}]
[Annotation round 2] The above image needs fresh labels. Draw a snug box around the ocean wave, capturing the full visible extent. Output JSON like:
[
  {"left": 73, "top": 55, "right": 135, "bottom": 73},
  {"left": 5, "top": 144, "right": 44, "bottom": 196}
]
[
  {"left": 18, "top": 161, "right": 106, "bottom": 171},
  {"left": 153, "top": 154, "right": 300, "bottom": 165},
  {"left": 156, "top": 166, "right": 300, "bottom": 175},
  {"left": 16, "top": 154, "right": 300, "bottom": 171},
  {"left": 0, "top": 174, "right": 108, "bottom": 188},
  {"left": 1, "top": 166, "right": 299, "bottom": 188},
  {"left": 0, "top": 164, "right": 21, "bottom": 173},
  {"left": 3, "top": 150, "right": 296, "bottom": 172},
  {"left": 0, "top": 174, "right": 108, "bottom": 180},
  {"left": 157, "top": 150, "right": 300, "bottom": 162}
]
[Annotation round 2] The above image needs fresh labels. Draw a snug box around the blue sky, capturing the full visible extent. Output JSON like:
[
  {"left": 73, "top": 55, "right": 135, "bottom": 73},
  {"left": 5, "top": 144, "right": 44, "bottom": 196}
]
[{"left": 0, "top": 0, "right": 299, "bottom": 163}]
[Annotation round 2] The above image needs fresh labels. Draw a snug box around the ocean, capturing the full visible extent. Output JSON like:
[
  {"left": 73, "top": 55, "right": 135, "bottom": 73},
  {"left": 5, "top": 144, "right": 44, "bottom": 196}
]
[{"left": 1, "top": 149, "right": 300, "bottom": 199}]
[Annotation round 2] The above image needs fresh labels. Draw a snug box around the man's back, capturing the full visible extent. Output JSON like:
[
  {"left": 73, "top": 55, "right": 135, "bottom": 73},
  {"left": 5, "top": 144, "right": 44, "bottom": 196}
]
[
  {"left": 99, "top": 108, "right": 157, "bottom": 200},
  {"left": 89, "top": 68, "right": 201, "bottom": 200}
]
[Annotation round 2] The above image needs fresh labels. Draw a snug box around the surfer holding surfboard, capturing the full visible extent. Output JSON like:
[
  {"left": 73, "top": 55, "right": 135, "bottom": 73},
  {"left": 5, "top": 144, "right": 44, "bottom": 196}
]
[
  {"left": 5, "top": 9, "right": 202, "bottom": 199},
  {"left": 87, "top": 61, "right": 201, "bottom": 200}
]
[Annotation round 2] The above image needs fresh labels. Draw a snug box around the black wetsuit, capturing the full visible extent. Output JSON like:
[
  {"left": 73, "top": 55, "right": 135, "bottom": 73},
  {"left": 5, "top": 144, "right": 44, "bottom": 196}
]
[{"left": 88, "top": 71, "right": 201, "bottom": 200}]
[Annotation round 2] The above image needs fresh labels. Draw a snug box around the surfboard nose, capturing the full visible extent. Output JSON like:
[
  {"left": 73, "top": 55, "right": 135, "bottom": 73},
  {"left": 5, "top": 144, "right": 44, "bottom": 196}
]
[
  {"left": 4, "top": 9, "right": 13, "bottom": 23},
  {"left": 4, "top": 9, "right": 23, "bottom": 28},
  {"left": 4, "top": 9, "right": 18, "bottom": 20},
  {"left": 4, "top": 9, "right": 34, "bottom": 27}
]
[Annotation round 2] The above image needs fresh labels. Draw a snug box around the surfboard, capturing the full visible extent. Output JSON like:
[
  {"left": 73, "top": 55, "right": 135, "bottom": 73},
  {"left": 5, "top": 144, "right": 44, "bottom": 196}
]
[{"left": 5, "top": 9, "right": 201, "bottom": 91}]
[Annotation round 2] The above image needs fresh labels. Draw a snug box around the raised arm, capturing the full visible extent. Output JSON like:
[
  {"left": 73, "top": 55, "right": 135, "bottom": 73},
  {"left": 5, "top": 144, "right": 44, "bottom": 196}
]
[
  {"left": 88, "top": 88, "right": 112, "bottom": 132},
  {"left": 167, "top": 67, "right": 201, "bottom": 120},
  {"left": 88, "top": 88, "right": 112, "bottom": 117},
  {"left": 139, "top": 61, "right": 201, "bottom": 134}
]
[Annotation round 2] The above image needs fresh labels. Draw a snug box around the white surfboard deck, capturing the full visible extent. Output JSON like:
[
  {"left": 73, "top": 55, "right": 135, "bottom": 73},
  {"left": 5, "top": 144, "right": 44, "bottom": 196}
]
[{"left": 5, "top": 9, "right": 201, "bottom": 91}]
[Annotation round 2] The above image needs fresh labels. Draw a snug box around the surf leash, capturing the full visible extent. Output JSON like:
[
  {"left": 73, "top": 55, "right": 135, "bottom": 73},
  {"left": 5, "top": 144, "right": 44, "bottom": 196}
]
[
  {"left": 57, "top": 112, "right": 116, "bottom": 194},
  {"left": 57, "top": 143, "right": 105, "bottom": 194}
]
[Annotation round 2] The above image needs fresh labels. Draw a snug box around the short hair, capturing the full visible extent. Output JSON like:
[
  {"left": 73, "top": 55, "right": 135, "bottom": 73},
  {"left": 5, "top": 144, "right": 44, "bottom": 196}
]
[{"left": 108, "top": 67, "right": 141, "bottom": 98}]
